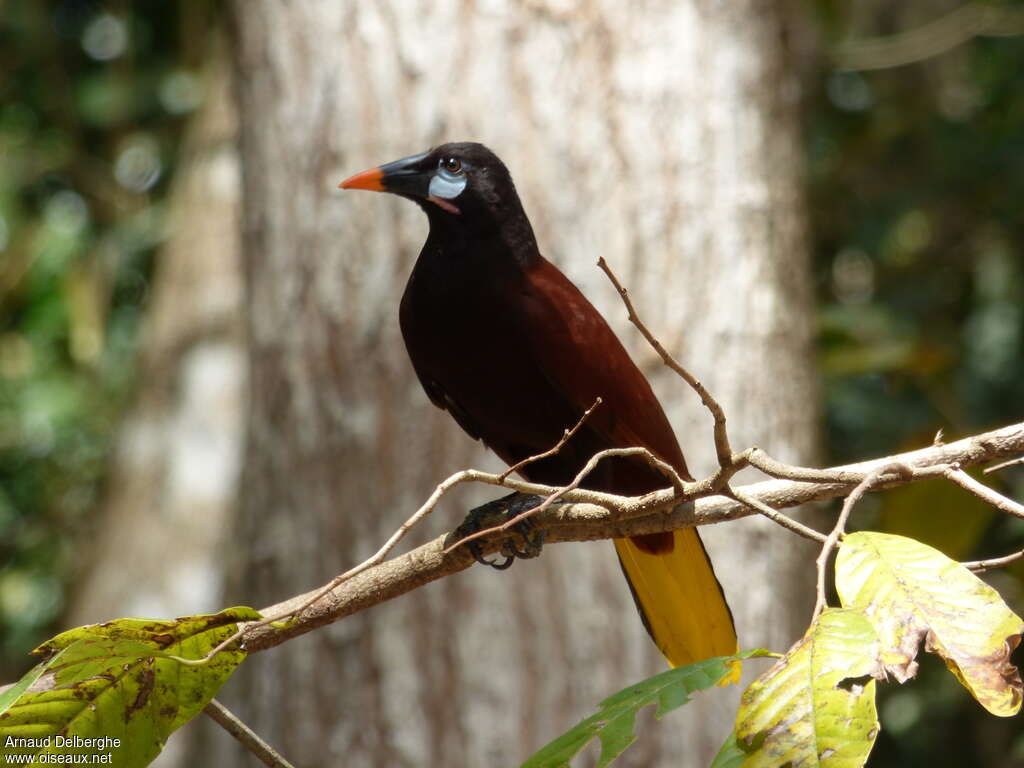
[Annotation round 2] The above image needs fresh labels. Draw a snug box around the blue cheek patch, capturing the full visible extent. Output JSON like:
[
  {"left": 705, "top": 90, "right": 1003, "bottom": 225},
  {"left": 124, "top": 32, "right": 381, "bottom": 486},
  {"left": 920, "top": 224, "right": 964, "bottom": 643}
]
[{"left": 429, "top": 171, "right": 467, "bottom": 200}]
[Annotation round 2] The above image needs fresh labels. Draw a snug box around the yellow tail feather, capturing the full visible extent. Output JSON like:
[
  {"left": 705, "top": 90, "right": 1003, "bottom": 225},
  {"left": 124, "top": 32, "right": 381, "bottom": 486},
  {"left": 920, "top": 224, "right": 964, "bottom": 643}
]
[{"left": 614, "top": 528, "right": 739, "bottom": 682}]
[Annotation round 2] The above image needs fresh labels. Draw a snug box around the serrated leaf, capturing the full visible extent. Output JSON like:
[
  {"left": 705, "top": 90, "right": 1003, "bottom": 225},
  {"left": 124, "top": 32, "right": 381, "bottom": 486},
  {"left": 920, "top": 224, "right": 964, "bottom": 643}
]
[
  {"left": 0, "top": 606, "right": 260, "bottom": 766},
  {"left": 735, "top": 608, "right": 881, "bottom": 767},
  {"left": 836, "top": 531, "right": 1023, "bottom": 716},
  {"left": 521, "top": 650, "right": 771, "bottom": 768}
]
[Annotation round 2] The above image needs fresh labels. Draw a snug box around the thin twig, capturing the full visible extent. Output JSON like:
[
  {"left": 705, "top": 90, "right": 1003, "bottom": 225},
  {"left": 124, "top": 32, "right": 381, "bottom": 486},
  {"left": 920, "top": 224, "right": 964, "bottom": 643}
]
[
  {"left": 963, "top": 549, "right": 1024, "bottom": 573},
  {"left": 498, "top": 397, "right": 602, "bottom": 482},
  {"left": 0, "top": 421, "right": 1017, "bottom": 682},
  {"left": 238, "top": 420, "right": 1020, "bottom": 653},
  {"left": 728, "top": 488, "right": 827, "bottom": 543},
  {"left": 744, "top": 448, "right": 867, "bottom": 485},
  {"left": 135, "top": 421, "right": 1024, "bottom": 669},
  {"left": 180, "top": 469, "right": 491, "bottom": 664},
  {"left": 598, "top": 257, "right": 733, "bottom": 468},
  {"left": 985, "top": 456, "right": 1024, "bottom": 474},
  {"left": 812, "top": 462, "right": 913, "bottom": 621},
  {"left": 178, "top": 409, "right": 621, "bottom": 666},
  {"left": 204, "top": 699, "right": 296, "bottom": 768},
  {"left": 945, "top": 467, "right": 1024, "bottom": 519},
  {"left": 447, "top": 445, "right": 687, "bottom": 554}
]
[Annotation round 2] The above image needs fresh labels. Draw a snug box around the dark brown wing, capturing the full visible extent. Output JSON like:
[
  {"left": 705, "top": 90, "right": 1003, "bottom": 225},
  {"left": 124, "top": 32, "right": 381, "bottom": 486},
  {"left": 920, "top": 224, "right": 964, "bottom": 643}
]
[
  {"left": 516, "top": 256, "right": 737, "bottom": 670},
  {"left": 518, "top": 254, "right": 693, "bottom": 487}
]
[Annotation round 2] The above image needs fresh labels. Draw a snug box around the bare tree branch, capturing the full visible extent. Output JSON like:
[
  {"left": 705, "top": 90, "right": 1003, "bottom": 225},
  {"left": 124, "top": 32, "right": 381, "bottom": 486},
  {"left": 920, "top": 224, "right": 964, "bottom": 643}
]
[
  {"left": 448, "top": 444, "right": 687, "bottom": 554},
  {"left": 3, "top": 420, "right": 1021, "bottom": 701},
  {"left": 204, "top": 699, "right": 296, "bottom": 768},
  {"left": 238, "top": 420, "right": 1024, "bottom": 654}
]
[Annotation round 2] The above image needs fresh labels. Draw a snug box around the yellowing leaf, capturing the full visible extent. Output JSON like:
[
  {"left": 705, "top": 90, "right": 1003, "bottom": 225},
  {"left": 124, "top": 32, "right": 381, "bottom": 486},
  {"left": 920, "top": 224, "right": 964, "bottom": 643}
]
[
  {"left": 734, "top": 608, "right": 881, "bottom": 767},
  {"left": 0, "top": 606, "right": 259, "bottom": 766},
  {"left": 836, "top": 531, "right": 1023, "bottom": 717}
]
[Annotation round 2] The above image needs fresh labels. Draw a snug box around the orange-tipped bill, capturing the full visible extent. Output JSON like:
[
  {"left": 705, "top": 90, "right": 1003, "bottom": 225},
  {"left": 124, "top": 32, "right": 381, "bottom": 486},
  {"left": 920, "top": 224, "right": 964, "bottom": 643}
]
[
  {"left": 339, "top": 167, "right": 385, "bottom": 191},
  {"left": 339, "top": 151, "right": 432, "bottom": 200}
]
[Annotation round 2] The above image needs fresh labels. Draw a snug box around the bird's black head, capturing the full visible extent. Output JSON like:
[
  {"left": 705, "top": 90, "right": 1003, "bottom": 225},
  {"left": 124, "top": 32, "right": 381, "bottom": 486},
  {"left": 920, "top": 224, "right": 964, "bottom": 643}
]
[{"left": 341, "top": 142, "right": 534, "bottom": 243}]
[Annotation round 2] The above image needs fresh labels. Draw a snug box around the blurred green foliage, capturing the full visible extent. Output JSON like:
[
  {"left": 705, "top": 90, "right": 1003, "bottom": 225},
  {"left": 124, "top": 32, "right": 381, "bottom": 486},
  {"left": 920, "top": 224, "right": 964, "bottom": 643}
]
[
  {"left": 809, "top": 2, "right": 1024, "bottom": 765},
  {"left": 0, "top": 0, "right": 205, "bottom": 678},
  {"left": 0, "top": 1, "right": 1020, "bottom": 765}
]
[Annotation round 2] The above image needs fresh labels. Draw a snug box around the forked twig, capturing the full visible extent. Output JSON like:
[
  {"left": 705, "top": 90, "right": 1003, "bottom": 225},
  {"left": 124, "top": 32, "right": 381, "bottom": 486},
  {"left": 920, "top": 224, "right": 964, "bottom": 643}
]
[
  {"left": 499, "top": 398, "right": 602, "bottom": 482},
  {"left": 985, "top": 456, "right": 1024, "bottom": 474},
  {"left": 177, "top": 407, "right": 618, "bottom": 666},
  {"left": 178, "top": 469, "right": 495, "bottom": 664},
  {"left": 0, "top": 424, "right": 1016, "bottom": 678},
  {"left": 597, "top": 258, "right": 834, "bottom": 536},
  {"left": 598, "top": 257, "right": 733, "bottom": 467},
  {"left": 447, "top": 445, "right": 688, "bottom": 554},
  {"left": 744, "top": 448, "right": 867, "bottom": 485},
  {"left": 728, "top": 488, "right": 827, "bottom": 543},
  {"left": 164, "top": 274, "right": 1023, "bottom": 670},
  {"left": 944, "top": 467, "right": 1024, "bottom": 519},
  {"left": 812, "top": 462, "right": 913, "bottom": 620}
]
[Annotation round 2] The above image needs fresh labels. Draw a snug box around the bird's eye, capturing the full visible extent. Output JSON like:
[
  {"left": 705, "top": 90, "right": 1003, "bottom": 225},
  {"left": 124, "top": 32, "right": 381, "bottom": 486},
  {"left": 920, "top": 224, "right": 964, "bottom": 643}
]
[{"left": 442, "top": 157, "right": 462, "bottom": 174}]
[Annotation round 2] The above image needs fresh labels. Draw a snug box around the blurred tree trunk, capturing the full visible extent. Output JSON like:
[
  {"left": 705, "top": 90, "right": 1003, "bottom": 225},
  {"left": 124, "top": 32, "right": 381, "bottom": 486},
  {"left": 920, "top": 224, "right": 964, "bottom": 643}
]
[
  {"left": 66, "top": 42, "right": 243, "bottom": 638},
  {"left": 208, "top": 2, "right": 818, "bottom": 766},
  {"left": 62, "top": 42, "right": 245, "bottom": 767}
]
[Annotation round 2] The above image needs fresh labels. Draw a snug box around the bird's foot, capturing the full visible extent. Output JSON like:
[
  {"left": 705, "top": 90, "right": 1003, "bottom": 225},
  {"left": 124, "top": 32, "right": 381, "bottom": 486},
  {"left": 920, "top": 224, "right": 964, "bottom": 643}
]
[{"left": 451, "top": 492, "right": 546, "bottom": 570}]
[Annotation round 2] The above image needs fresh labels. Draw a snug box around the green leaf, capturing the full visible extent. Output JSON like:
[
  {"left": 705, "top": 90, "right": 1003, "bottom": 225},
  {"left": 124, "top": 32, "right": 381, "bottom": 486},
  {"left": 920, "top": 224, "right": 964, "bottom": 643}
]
[
  {"left": 709, "top": 729, "right": 747, "bottom": 768},
  {"left": 735, "top": 608, "right": 881, "bottom": 767},
  {"left": 0, "top": 606, "right": 260, "bottom": 766},
  {"left": 836, "top": 530, "right": 1024, "bottom": 716},
  {"left": 0, "top": 650, "right": 66, "bottom": 717},
  {"left": 521, "top": 650, "right": 772, "bottom": 768}
]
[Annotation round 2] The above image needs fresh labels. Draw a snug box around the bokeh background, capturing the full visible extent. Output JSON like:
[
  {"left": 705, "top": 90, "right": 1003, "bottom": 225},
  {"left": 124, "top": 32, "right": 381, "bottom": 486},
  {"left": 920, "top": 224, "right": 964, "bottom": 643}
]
[{"left": 1, "top": 1, "right": 1022, "bottom": 766}]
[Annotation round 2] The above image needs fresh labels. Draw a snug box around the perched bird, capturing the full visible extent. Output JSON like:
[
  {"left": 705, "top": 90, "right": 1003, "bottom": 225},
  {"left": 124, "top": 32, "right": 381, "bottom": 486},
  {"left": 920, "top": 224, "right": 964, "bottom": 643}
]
[{"left": 340, "top": 142, "right": 736, "bottom": 669}]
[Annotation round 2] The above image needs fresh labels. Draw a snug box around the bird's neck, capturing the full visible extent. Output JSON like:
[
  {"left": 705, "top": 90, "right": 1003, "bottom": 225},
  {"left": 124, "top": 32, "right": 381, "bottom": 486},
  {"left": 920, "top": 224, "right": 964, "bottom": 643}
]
[{"left": 423, "top": 206, "right": 539, "bottom": 270}]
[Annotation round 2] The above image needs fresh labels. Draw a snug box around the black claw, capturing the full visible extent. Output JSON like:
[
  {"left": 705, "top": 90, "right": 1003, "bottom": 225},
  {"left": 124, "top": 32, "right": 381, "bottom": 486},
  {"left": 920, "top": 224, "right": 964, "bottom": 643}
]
[
  {"left": 488, "top": 554, "right": 517, "bottom": 570},
  {"left": 501, "top": 518, "right": 545, "bottom": 560},
  {"left": 464, "top": 539, "right": 488, "bottom": 565},
  {"left": 464, "top": 538, "right": 515, "bottom": 570},
  {"left": 451, "top": 492, "right": 547, "bottom": 570}
]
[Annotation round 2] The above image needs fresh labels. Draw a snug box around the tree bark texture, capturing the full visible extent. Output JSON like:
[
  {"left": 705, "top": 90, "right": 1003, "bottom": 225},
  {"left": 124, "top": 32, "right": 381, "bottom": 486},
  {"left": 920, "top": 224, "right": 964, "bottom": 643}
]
[
  {"left": 215, "top": 2, "right": 818, "bottom": 766},
  {"left": 60, "top": 44, "right": 246, "bottom": 768}
]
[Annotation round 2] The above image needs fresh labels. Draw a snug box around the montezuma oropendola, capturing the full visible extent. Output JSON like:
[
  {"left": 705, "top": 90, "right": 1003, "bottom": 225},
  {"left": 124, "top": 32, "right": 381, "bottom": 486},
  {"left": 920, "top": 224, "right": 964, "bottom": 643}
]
[{"left": 340, "top": 142, "right": 737, "bottom": 670}]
